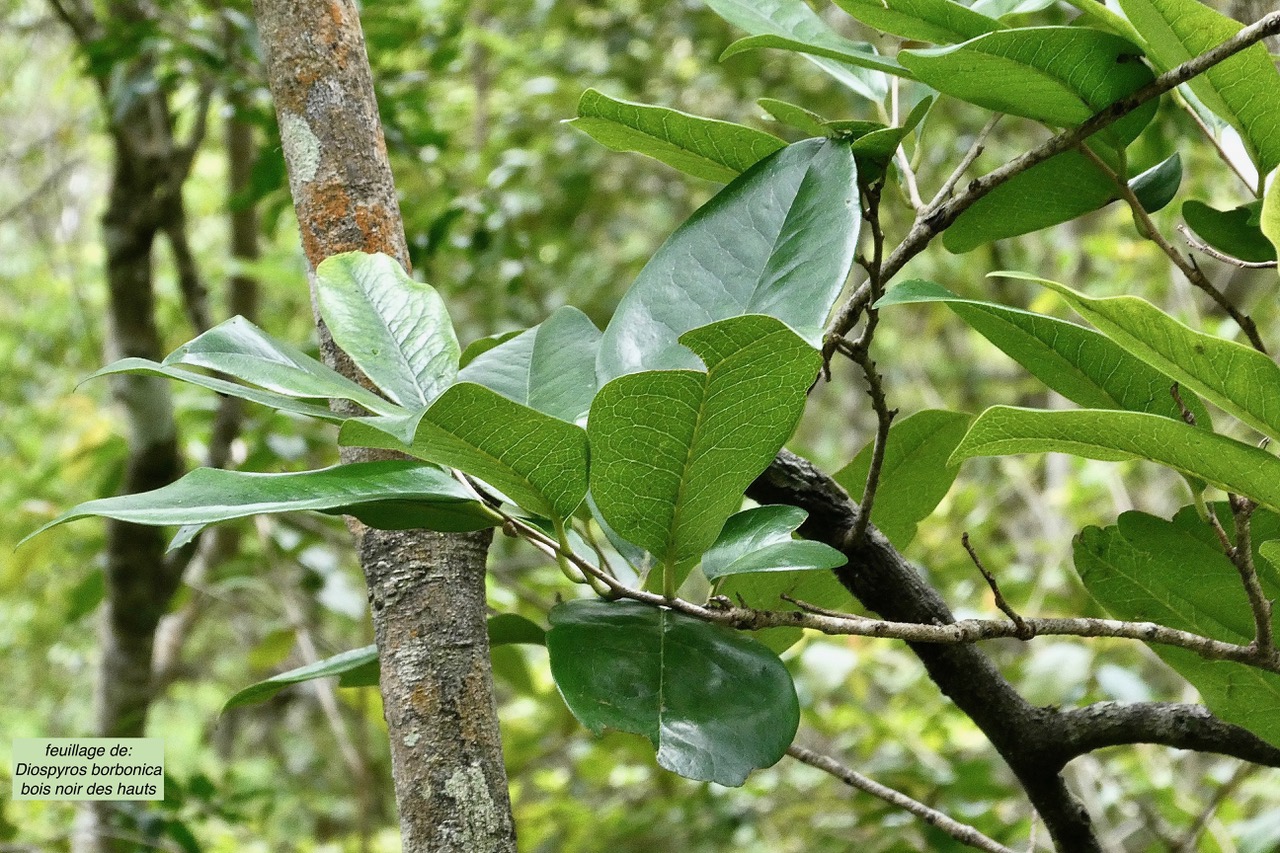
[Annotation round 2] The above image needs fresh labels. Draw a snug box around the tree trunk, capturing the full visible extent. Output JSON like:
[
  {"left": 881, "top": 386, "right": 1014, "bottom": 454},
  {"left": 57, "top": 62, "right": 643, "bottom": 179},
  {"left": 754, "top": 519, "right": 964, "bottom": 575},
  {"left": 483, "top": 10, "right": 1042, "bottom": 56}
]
[{"left": 250, "top": 2, "right": 517, "bottom": 850}]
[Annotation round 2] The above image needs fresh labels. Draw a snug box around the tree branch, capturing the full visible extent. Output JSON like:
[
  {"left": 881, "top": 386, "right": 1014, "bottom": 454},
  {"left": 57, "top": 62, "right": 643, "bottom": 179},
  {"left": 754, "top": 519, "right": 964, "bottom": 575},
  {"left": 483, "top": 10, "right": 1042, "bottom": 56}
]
[
  {"left": 1054, "top": 702, "right": 1280, "bottom": 766},
  {"left": 787, "top": 744, "right": 1019, "bottom": 853}
]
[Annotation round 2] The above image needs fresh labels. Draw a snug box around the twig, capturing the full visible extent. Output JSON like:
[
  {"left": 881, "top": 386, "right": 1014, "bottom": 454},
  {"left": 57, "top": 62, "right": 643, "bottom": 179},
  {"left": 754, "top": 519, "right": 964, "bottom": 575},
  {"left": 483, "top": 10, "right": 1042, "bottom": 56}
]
[
  {"left": 831, "top": 8, "right": 1280, "bottom": 341},
  {"left": 927, "top": 114, "right": 1000, "bottom": 210},
  {"left": 1171, "top": 763, "right": 1259, "bottom": 853},
  {"left": 1172, "top": 89, "right": 1259, "bottom": 197},
  {"left": 963, "top": 533, "right": 1032, "bottom": 639},
  {"left": 1080, "top": 146, "right": 1267, "bottom": 353},
  {"left": 1229, "top": 496, "right": 1274, "bottom": 658},
  {"left": 1169, "top": 383, "right": 1198, "bottom": 426},
  {"left": 1177, "top": 224, "right": 1278, "bottom": 269},
  {"left": 787, "top": 744, "right": 1019, "bottom": 853}
]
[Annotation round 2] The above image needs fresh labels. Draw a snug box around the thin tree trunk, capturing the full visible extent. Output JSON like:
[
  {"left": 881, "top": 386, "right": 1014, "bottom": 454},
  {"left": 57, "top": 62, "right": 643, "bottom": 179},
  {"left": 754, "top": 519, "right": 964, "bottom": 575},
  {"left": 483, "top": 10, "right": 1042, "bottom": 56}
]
[{"left": 250, "top": 2, "right": 517, "bottom": 850}]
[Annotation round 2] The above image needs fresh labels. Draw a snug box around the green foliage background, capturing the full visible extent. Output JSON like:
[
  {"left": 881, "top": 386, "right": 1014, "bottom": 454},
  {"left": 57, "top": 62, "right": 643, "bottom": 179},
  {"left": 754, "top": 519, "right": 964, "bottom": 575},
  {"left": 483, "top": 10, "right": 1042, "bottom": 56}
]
[{"left": 2, "top": 0, "right": 1280, "bottom": 850}]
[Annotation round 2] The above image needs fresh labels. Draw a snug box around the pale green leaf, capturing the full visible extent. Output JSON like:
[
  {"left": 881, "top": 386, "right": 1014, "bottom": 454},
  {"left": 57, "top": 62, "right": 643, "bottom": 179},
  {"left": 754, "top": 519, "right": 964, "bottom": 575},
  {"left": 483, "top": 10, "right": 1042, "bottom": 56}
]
[
  {"left": 952, "top": 406, "right": 1280, "bottom": 511},
  {"left": 570, "top": 89, "right": 787, "bottom": 183},
  {"left": 1262, "top": 170, "right": 1280, "bottom": 271},
  {"left": 315, "top": 252, "right": 460, "bottom": 409},
  {"left": 833, "top": 0, "right": 1003, "bottom": 44}
]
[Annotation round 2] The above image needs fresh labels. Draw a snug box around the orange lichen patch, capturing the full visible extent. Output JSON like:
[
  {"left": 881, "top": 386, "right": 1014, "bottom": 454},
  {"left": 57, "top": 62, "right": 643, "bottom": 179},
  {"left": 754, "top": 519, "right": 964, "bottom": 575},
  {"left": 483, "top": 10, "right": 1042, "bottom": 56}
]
[
  {"left": 300, "top": 183, "right": 358, "bottom": 263},
  {"left": 353, "top": 201, "right": 408, "bottom": 264}
]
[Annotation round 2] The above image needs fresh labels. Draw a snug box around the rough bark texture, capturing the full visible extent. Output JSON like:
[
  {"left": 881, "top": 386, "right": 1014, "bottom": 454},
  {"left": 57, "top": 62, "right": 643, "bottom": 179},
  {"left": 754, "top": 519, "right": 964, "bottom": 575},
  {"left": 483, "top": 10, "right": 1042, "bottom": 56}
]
[{"left": 251, "top": 2, "right": 516, "bottom": 850}]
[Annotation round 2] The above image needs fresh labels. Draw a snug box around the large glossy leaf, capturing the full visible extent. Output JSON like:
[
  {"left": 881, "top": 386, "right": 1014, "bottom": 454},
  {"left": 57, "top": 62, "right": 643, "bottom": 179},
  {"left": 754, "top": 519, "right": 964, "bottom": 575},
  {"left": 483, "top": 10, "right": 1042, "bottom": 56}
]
[
  {"left": 597, "top": 139, "right": 858, "bottom": 381},
  {"left": 1075, "top": 517, "right": 1280, "bottom": 746},
  {"left": 876, "top": 280, "right": 1212, "bottom": 426},
  {"left": 457, "top": 305, "right": 601, "bottom": 424},
  {"left": 87, "top": 359, "right": 347, "bottom": 423},
  {"left": 315, "top": 252, "right": 460, "bottom": 409},
  {"left": 590, "top": 316, "right": 820, "bottom": 580},
  {"left": 163, "top": 315, "right": 396, "bottom": 415},
  {"left": 834, "top": 409, "right": 972, "bottom": 549},
  {"left": 1118, "top": 0, "right": 1280, "bottom": 175},
  {"left": 833, "top": 0, "right": 1003, "bottom": 44},
  {"left": 951, "top": 406, "right": 1280, "bottom": 512},
  {"left": 23, "top": 461, "right": 497, "bottom": 544},
  {"left": 546, "top": 599, "right": 799, "bottom": 786},
  {"left": 900, "top": 27, "right": 1156, "bottom": 147},
  {"left": 701, "top": 506, "right": 846, "bottom": 580},
  {"left": 569, "top": 89, "right": 786, "bottom": 183},
  {"left": 1023, "top": 274, "right": 1280, "bottom": 441},
  {"left": 341, "top": 383, "right": 589, "bottom": 520},
  {"left": 943, "top": 150, "right": 1117, "bottom": 252},
  {"left": 703, "top": 0, "right": 890, "bottom": 101}
]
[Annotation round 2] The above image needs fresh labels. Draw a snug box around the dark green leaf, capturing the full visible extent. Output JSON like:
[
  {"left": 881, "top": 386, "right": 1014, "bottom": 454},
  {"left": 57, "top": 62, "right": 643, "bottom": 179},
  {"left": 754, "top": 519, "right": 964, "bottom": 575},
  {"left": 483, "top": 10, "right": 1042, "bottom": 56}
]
[
  {"left": 833, "top": 0, "right": 1003, "bottom": 44},
  {"left": 1129, "top": 152, "right": 1182, "bottom": 212},
  {"left": 223, "top": 645, "right": 378, "bottom": 711},
  {"left": 23, "top": 462, "right": 497, "bottom": 544},
  {"left": 876, "top": 280, "right": 1212, "bottom": 426},
  {"left": 701, "top": 506, "right": 846, "bottom": 580},
  {"left": 944, "top": 150, "right": 1117, "bottom": 252},
  {"left": 598, "top": 139, "right": 859, "bottom": 381},
  {"left": 570, "top": 89, "right": 786, "bottom": 183},
  {"left": 546, "top": 599, "right": 799, "bottom": 786},
  {"left": 487, "top": 613, "right": 547, "bottom": 647},
  {"left": 1182, "top": 200, "right": 1276, "bottom": 263},
  {"left": 848, "top": 97, "right": 933, "bottom": 169},
  {"left": 834, "top": 409, "right": 972, "bottom": 549},
  {"left": 315, "top": 252, "right": 460, "bottom": 409}
]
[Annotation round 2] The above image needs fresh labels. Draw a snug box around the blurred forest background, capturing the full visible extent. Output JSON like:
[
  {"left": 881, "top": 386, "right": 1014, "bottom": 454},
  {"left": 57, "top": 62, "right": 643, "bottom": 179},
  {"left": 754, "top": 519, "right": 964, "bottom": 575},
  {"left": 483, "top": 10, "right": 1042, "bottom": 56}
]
[{"left": 2, "top": 0, "right": 1279, "bottom": 850}]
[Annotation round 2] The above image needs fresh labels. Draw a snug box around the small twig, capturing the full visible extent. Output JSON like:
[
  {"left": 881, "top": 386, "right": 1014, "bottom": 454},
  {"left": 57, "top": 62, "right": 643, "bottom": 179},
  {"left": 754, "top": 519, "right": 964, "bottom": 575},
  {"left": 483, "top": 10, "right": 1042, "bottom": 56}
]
[
  {"left": 963, "top": 533, "right": 1032, "bottom": 639},
  {"left": 927, "top": 114, "right": 1000, "bottom": 210},
  {"left": 1081, "top": 145, "right": 1267, "bottom": 353},
  {"left": 1172, "top": 89, "right": 1259, "bottom": 197},
  {"left": 1169, "top": 383, "right": 1198, "bottom": 426},
  {"left": 787, "top": 744, "right": 1019, "bottom": 853},
  {"left": 1177, "top": 224, "right": 1278, "bottom": 269},
  {"left": 1170, "top": 763, "right": 1259, "bottom": 853},
  {"left": 1230, "top": 496, "right": 1274, "bottom": 658}
]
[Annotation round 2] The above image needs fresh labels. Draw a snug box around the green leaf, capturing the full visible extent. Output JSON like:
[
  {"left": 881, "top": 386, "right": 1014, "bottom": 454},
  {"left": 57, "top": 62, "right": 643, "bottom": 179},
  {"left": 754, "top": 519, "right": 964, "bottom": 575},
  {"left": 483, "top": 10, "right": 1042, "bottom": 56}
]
[
  {"left": 486, "top": 613, "right": 548, "bottom": 647},
  {"left": 720, "top": 34, "right": 908, "bottom": 79},
  {"left": 1262, "top": 171, "right": 1280, "bottom": 269},
  {"left": 1075, "top": 518, "right": 1280, "bottom": 746},
  {"left": 223, "top": 645, "right": 378, "bottom": 711},
  {"left": 589, "top": 316, "right": 821, "bottom": 579},
  {"left": 546, "top": 599, "right": 799, "bottom": 786},
  {"left": 457, "top": 306, "right": 601, "bottom": 424},
  {"left": 701, "top": 506, "right": 846, "bottom": 580},
  {"left": 757, "top": 98, "right": 829, "bottom": 136},
  {"left": 459, "top": 329, "right": 523, "bottom": 369},
  {"left": 969, "top": 0, "right": 1056, "bottom": 17},
  {"left": 1182, "top": 200, "right": 1276, "bottom": 263},
  {"left": 951, "top": 406, "right": 1280, "bottom": 512},
  {"left": 598, "top": 139, "right": 859, "bottom": 381},
  {"left": 1129, "top": 152, "right": 1182, "bottom": 213},
  {"left": 717, "top": 569, "right": 854, "bottom": 652},
  {"left": 943, "top": 150, "right": 1117, "bottom": 252},
  {"left": 315, "top": 252, "right": 461, "bottom": 409},
  {"left": 834, "top": 409, "right": 972, "bottom": 549},
  {"left": 87, "top": 358, "right": 348, "bottom": 423},
  {"left": 833, "top": 0, "right": 1003, "bottom": 44},
  {"left": 341, "top": 383, "right": 589, "bottom": 520},
  {"left": 1117, "top": 0, "right": 1280, "bottom": 174},
  {"left": 1020, "top": 274, "right": 1280, "bottom": 441},
  {"left": 569, "top": 89, "right": 787, "bottom": 183},
  {"left": 163, "top": 316, "right": 396, "bottom": 415},
  {"left": 22, "top": 462, "right": 498, "bottom": 544},
  {"left": 900, "top": 27, "right": 1155, "bottom": 147},
  {"left": 875, "top": 280, "right": 1212, "bottom": 426},
  {"left": 848, "top": 97, "right": 933, "bottom": 170},
  {"left": 704, "top": 0, "right": 890, "bottom": 101}
]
